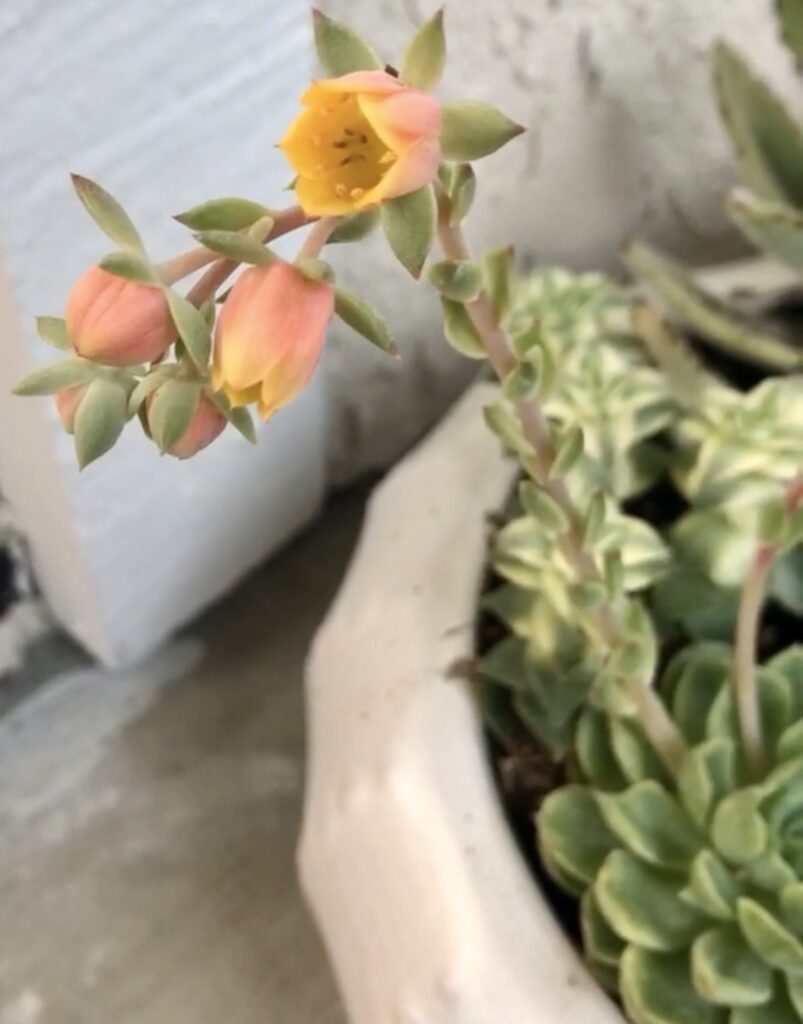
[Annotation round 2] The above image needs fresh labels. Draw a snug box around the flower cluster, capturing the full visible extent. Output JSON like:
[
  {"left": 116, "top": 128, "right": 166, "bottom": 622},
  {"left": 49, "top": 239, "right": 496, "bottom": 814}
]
[{"left": 15, "top": 7, "right": 522, "bottom": 468}]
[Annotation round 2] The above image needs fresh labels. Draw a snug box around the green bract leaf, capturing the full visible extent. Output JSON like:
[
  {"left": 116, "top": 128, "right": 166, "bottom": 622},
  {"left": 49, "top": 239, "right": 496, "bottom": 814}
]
[
  {"left": 448, "top": 163, "right": 476, "bottom": 225},
  {"left": 727, "top": 187, "right": 803, "bottom": 271},
  {"left": 228, "top": 405, "right": 257, "bottom": 444},
  {"left": 174, "top": 197, "right": 272, "bottom": 232},
  {"left": 400, "top": 8, "right": 446, "bottom": 91},
  {"left": 440, "top": 100, "right": 524, "bottom": 161},
  {"left": 550, "top": 424, "right": 584, "bottom": 478},
  {"left": 595, "top": 849, "right": 704, "bottom": 951},
  {"left": 194, "top": 229, "right": 274, "bottom": 266},
  {"left": 14, "top": 358, "right": 97, "bottom": 397},
  {"left": 127, "top": 370, "right": 172, "bottom": 416},
  {"left": 428, "top": 259, "right": 482, "bottom": 302},
  {"left": 148, "top": 379, "right": 200, "bottom": 452},
  {"left": 98, "top": 250, "right": 158, "bottom": 285},
  {"left": 73, "top": 378, "right": 128, "bottom": 469},
  {"left": 482, "top": 246, "right": 514, "bottom": 322},
  {"left": 71, "top": 174, "right": 144, "bottom": 253},
  {"left": 311, "top": 9, "right": 382, "bottom": 75},
  {"left": 381, "top": 185, "right": 436, "bottom": 278},
  {"left": 327, "top": 208, "right": 380, "bottom": 244},
  {"left": 333, "top": 287, "right": 396, "bottom": 355},
  {"left": 712, "top": 41, "right": 803, "bottom": 209},
  {"left": 165, "top": 291, "right": 211, "bottom": 370},
  {"left": 35, "top": 316, "right": 71, "bottom": 351},
  {"left": 441, "top": 297, "right": 485, "bottom": 358}
]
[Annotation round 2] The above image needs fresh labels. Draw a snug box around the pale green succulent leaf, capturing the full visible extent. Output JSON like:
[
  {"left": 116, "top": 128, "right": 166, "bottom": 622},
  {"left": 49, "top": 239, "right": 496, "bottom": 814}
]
[
  {"left": 580, "top": 889, "right": 625, "bottom": 968},
  {"left": 194, "top": 229, "right": 274, "bottom": 266},
  {"left": 712, "top": 41, "right": 803, "bottom": 209},
  {"left": 575, "top": 708, "right": 628, "bottom": 792},
  {"left": 778, "top": 0, "right": 803, "bottom": 64},
  {"left": 477, "top": 635, "right": 526, "bottom": 690},
  {"left": 608, "top": 717, "right": 671, "bottom": 787},
  {"left": 14, "top": 357, "right": 97, "bottom": 397},
  {"left": 334, "top": 287, "right": 396, "bottom": 355},
  {"left": 538, "top": 785, "right": 617, "bottom": 890},
  {"left": 441, "top": 296, "right": 486, "bottom": 358},
  {"left": 148, "top": 379, "right": 200, "bottom": 452},
  {"left": 311, "top": 9, "right": 382, "bottom": 74},
  {"left": 165, "top": 291, "right": 210, "bottom": 371},
  {"left": 712, "top": 790, "right": 769, "bottom": 866},
  {"left": 691, "top": 925, "right": 773, "bottom": 1008},
  {"left": 621, "top": 947, "right": 722, "bottom": 1024},
  {"left": 595, "top": 849, "right": 705, "bottom": 951},
  {"left": 743, "top": 852, "right": 797, "bottom": 894},
  {"left": 730, "top": 988, "right": 800, "bottom": 1024},
  {"left": 595, "top": 781, "right": 702, "bottom": 871},
  {"left": 400, "top": 8, "right": 446, "bottom": 91},
  {"left": 98, "top": 250, "right": 159, "bottom": 285},
  {"left": 738, "top": 898, "right": 803, "bottom": 973},
  {"left": 727, "top": 187, "right": 803, "bottom": 271},
  {"left": 73, "top": 378, "right": 128, "bottom": 469},
  {"left": 328, "top": 208, "right": 380, "bottom": 244},
  {"left": 681, "top": 849, "right": 740, "bottom": 921},
  {"left": 71, "top": 174, "right": 145, "bottom": 253},
  {"left": 677, "top": 737, "right": 737, "bottom": 830},
  {"left": 35, "top": 316, "right": 71, "bottom": 351},
  {"left": 174, "top": 197, "right": 272, "bottom": 232},
  {"left": 381, "top": 185, "right": 436, "bottom": 278},
  {"left": 440, "top": 100, "right": 524, "bottom": 161},
  {"left": 668, "top": 645, "right": 732, "bottom": 745}
]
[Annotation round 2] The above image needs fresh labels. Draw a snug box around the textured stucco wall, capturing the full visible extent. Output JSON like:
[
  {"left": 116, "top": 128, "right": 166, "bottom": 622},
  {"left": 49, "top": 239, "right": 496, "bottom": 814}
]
[{"left": 322, "top": 0, "right": 800, "bottom": 482}]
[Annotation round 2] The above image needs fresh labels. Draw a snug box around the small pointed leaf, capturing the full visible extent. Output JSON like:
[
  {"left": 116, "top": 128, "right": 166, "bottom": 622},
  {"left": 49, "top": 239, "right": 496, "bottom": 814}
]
[
  {"left": 441, "top": 297, "right": 485, "bottom": 358},
  {"left": 440, "top": 100, "right": 524, "bottom": 161},
  {"left": 71, "top": 174, "right": 144, "bottom": 253},
  {"left": 98, "top": 250, "right": 158, "bottom": 285},
  {"left": 174, "top": 197, "right": 272, "bottom": 232},
  {"left": 428, "top": 259, "right": 482, "bottom": 302},
  {"left": 400, "top": 8, "right": 446, "bottom": 91},
  {"left": 148, "top": 379, "right": 200, "bottom": 452},
  {"left": 620, "top": 947, "right": 722, "bottom": 1024},
  {"left": 165, "top": 291, "right": 211, "bottom": 370},
  {"left": 738, "top": 898, "right": 803, "bottom": 973},
  {"left": 194, "top": 230, "right": 274, "bottom": 266},
  {"left": 334, "top": 287, "right": 396, "bottom": 354},
  {"left": 73, "top": 378, "right": 127, "bottom": 468},
  {"left": 228, "top": 406, "right": 257, "bottom": 444},
  {"left": 35, "top": 316, "right": 71, "bottom": 351},
  {"left": 327, "top": 208, "right": 380, "bottom": 244},
  {"left": 14, "top": 358, "right": 97, "bottom": 397},
  {"left": 311, "top": 9, "right": 382, "bottom": 75},
  {"left": 381, "top": 185, "right": 436, "bottom": 278}
]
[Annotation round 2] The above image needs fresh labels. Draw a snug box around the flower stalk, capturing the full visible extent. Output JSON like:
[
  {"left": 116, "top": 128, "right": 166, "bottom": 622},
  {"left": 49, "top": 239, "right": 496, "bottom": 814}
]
[{"left": 436, "top": 185, "right": 688, "bottom": 774}]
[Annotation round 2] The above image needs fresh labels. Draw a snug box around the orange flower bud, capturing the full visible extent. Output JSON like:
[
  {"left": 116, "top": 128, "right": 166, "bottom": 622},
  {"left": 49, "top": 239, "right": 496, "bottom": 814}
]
[
  {"left": 53, "top": 384, "right": 87, "bottom": 434},
  {"left": 280, "top": 70, "right": 441, "bottom": 216},
  {"left": 148, "top": 391, "right": 227, "bottom": 460},
  {"left": 213, "top": 261, "right": 334, "bottom": 420},
  {"left": 66, "top": 266, "right": 175, "bottom": 366}
]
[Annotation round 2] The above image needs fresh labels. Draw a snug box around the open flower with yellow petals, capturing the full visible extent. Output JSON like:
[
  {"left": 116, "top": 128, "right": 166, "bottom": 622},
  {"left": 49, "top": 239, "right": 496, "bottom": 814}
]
[{"left": 279, "top": 70, "right": 441, "bottom": 217}]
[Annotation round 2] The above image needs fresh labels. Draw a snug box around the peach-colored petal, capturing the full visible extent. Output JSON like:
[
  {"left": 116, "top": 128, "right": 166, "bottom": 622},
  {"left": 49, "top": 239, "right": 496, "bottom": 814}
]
[
  {"left": 304, "top": 70, "right": 403, "bottom": 103},
  {"left": 358, "top": 90, "right": 441, "bottom": 152},
  {"left": 360, "top": 137, "right": 440, "bottom": 207}
]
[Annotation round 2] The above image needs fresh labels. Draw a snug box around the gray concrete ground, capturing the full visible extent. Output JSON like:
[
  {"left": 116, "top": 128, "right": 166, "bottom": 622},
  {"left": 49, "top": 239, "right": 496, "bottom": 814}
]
[{"left": 0, "top": 487, "right": 372, "bottom": 1024}]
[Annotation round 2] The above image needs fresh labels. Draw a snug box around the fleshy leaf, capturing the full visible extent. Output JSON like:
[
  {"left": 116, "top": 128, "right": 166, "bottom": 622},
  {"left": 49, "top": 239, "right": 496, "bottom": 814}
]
[
  {"left": 148, "top": 379, "right": 200, "bottom": 452},
  {"left": 228, "top": 406, "right": 256, "bottom": 444},
  {"left": 681, "top": 849, "right": 740, "bottom": 921},
  {"left": 738, "top": 898, "right": 803, "bottom": 973},
  {"left": 447, "top": 163, "right": 476, "bottom": 225},
  {"left": 174, "top": 197, "right": 272, "bottom": 232},
  {"left": 165, "top": 291, "right": 211, "bottom": 371},
  {"left": 538, "top": 785, "right": 617, "bottom": 891},
  {"left": 778, "top": 0, "right": 803, "bottom": 64},
  {"left": 594, "top": 781, "right": 702, "bottom": 871},
  {"left": 428, "top": 259, "right": 483, "bottom": 302},
  {"left": 581, "top": 889, "right": 625, "bottom": 967},
  {"left": 381, "top": 185, "right": 436, "bottom": 278},
  {"left": 400, "top": 8, "right": 446, "bottom": 91},
  {"left": 35, "top": 316, "right": 71, "bottom": 351},
  {"left": 73, "top": 378, "right": 128, "bottom": 469},
  {"left": 712, "top": 41, "right": 803, "bottom": 209},
  {"left": 595, "top": 849, "right": 705, "bottom": 951},
  {"left": 194, "top": 229, "right": 274, "bottom": 266},
  {"left": 482, "top": 246, "right": 515, "bottom": 323},
  {"left": 441, "top": 297, "right": 485, "bottom": 358},
  {"left": 333, "top": 287, "right": 396, "bottom": 355},
  {"left": 727, "top": 188, "right": 803, "bottom": 272},
  {"left": 621, "top": 947, "right": 722, "bottom": 1024},
  {"left": 608, "top": 717, "right": 671, "bottom": 787},
  {"left": 311, "top": 9, "right": 382, "bottom": 75},
  {"left": 731, "top": 988, "right": 800, "bottom": 1024},
  {"left": 71, "top": 174, "right": 144, "bottom": 253},
  {"left": 711, "top": 790, "right": 768, "bottom": 866},
  {"left": 677, "top": 737, "right": 737, "bottom": 830},
  {"left": 691, "top": 925, "right": 773, "bottom": 1007},
  {"left": 575, "top": 708, "right": 628, "bottom": 792},
  {"left": 440, "top": 100, "right": 524, "bottom": 161},
  {"left": 98, "top": 251, "right": 158, "bottom": 285},
  {"left": 14, "top": 358, "right": 97, "bottom": 397},
  {"left": 327, "top": 209, "right": 380, "bottom": 244}
]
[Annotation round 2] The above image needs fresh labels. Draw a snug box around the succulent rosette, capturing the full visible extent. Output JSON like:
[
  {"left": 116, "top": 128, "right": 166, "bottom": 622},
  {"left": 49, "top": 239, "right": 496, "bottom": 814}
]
[{"left": 539, "top": 642, "right": 803, "bottom": 1024}]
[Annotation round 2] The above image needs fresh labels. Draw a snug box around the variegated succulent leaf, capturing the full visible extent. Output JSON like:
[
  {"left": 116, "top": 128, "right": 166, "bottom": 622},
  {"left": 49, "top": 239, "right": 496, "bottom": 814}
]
[{"left": 538, "top": 642, "right": 803, "bottom": 1024}]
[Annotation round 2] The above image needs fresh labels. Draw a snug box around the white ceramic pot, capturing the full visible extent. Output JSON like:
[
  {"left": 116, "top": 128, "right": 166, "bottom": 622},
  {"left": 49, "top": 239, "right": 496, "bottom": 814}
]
[
  {"left": 299, "top": 257, "right": 797, "bottom": 1024},
  {"left": 299, "top": 382, "right": 623, "bottom": 1024}
]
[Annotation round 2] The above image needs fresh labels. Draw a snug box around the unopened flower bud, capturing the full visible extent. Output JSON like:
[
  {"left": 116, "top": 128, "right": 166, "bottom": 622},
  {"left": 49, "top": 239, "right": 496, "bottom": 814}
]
[
  {"left": 213, "top": 261, "right": 334, "bottom": 419},
  {"left": 158, "top": 392, "right": 227, "bottom": 460},
  {"left": 66, "top": 266, "right": 175, "bottom": 366}
]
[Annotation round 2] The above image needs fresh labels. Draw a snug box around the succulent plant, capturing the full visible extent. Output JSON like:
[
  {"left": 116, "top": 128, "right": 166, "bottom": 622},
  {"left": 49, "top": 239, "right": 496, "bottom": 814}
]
[
  {"left": 539, "top": 641, "right": 803, "bottom": 1024},
  {"left": 624, "top": 2, "right": 803, "bottom": 378}
]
